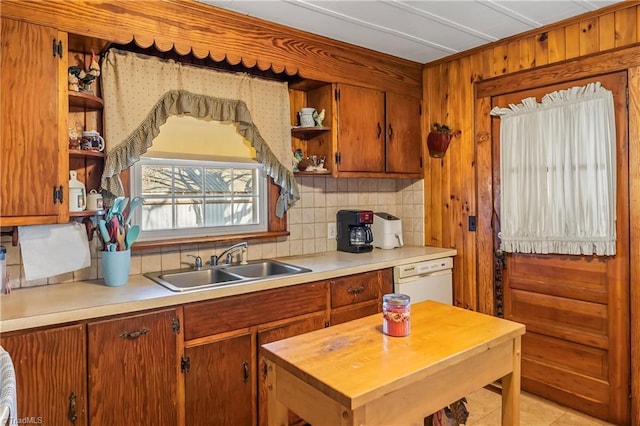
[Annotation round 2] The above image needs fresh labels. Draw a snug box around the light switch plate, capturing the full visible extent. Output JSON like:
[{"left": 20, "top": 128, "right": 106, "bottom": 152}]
[{"left": 327, "top": 223, "right": 336, "bottom": 239}]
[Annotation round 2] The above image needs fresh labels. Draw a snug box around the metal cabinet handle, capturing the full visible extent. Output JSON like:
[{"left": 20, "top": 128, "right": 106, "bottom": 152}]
[
  {"left": 243, "top": 361, "right": 249, "bottom": 383},
  {"left": 377, "top": 122, "right": 382, "bottom": 139},
  {"left": 262, "top": 360, "right": 268, "bottom": 380},
  {"left": 68, "top": 392, "right": 77, "bottom": 424},
  {"left": 120, "top": 328, "right": 149, "bottom": 340},
  {"left": 388, "top": 124, "right": 394, "bottom": 139},
  {"left": 347, "top": 286, "right": 365, "bottom": 295}
]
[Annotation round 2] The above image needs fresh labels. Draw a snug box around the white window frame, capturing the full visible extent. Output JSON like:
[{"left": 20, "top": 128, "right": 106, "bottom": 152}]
[{"left": 130, "top": 156, "right": 268, "bottom": 241}]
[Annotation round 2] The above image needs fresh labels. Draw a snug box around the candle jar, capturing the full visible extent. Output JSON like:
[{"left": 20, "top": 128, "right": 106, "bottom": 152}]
[{"left": 382, "top": 293, "right": 411, "bottom": 337}]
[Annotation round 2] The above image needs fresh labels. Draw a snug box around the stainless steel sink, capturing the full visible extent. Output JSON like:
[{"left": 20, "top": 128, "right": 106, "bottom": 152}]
[
  {"left": 223, "top": 260, "right": 311, "bottom": 279},
  {"left": 145, "top": 260, "right": 312, "bottom": 292}
]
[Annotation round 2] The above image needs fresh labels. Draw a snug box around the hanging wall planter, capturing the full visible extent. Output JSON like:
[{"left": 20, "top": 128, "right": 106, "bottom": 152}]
[{"left": 427, "top": 123, "right": 461, "bottom": 158}]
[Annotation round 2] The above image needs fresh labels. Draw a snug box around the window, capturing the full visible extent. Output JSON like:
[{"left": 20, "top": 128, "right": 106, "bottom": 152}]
[{"left": 131, "top": 157, "right": 267, "bottom": 240}]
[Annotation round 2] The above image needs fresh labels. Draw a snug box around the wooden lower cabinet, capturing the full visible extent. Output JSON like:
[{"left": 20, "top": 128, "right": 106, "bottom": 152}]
[
  {"left": 1, "top": 268, "right": 393, "bottom": 426},
  {"left": 184, "top": 333, "right": 253, "bottom": 426},
  {"left": 1, "top": 324, "right": 87, "bottom": 426},
  {"left": 257, "top": 313, "right": 328, "bottom": 426},
  {"left": 330, "top": 268, "right": 393, "bottom": 325},
  {"left": 87, "top": 308, "right": 180, "bottom": 425}
]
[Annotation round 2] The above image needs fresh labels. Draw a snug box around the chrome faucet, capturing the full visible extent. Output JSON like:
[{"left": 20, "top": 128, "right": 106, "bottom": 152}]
[
  {"left": 185, "top": 254, "right": 203, "bottom": 270},
  {"left": 210, "top": 242, "right": 248, "bottom": 266}
]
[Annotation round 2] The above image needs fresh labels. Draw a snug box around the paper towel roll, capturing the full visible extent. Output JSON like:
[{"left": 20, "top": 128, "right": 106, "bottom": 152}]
[{"left": 18, "top": 223, "right": 91, "bottom": 281}]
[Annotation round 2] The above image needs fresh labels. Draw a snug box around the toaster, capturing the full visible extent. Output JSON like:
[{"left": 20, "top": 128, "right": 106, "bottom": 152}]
[{"left": 371, "top": 212, "right": 404, "bottom": 249}]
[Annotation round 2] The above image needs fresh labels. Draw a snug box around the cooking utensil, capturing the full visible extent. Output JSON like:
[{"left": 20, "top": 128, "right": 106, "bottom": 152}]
[
  {"left": 116, "top": 226, "right": 126, "bottom": 251},
  {"left": 107, "top": 196, "right": 125, "bottom": 219},
  {"left": 125, "top": 196, "right": 144, "bottom": 225},
  {"left": 118, "top": 197, "right": 129, "bottom": 216},
  {"left": 98, "top": 220, "right": 111, "bottom": 248},
  {"left": 125, "top": 225, "right": 140, "bottom": 249},
  {"left": 98, "top": 219, "right": 110, "bottom": 241}
]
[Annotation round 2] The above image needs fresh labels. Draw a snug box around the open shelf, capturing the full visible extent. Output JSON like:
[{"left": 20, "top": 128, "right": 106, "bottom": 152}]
[
  {"left": 69, "top": 210, "right": 105, "bottom": 218},
  {"left": 291, "top": 126, "right": 330, "bottom": 139},
  {"left": 294, "top": 170, "right": 332, "bottom": 176},
  {"left": 69, "top": 91, "right": 104, "bottom": 112},
  {"left": 69, "top": 149, "right": 105, "bottom": 158}
]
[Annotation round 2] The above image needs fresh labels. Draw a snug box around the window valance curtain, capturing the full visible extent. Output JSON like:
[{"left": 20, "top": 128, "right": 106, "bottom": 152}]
[
  {"left": 490, "top": 82, "right": 616, "bottom": 256},
  {"left": 100, "top": 48, "right": 299, "bottom": 217}
]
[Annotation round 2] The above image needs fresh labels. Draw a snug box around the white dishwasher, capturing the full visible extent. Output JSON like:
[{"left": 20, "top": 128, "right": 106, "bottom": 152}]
[{"left": 393, "top": 257, "right": 453, "bottom": 305}]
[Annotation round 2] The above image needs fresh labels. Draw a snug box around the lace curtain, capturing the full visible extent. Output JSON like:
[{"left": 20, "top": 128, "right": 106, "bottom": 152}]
[
  {"left": 100, "top": 49, "right": 299, "bottom": 217},
  {"left": 490, "top": 82, "right": 616, "bottom": 256}
]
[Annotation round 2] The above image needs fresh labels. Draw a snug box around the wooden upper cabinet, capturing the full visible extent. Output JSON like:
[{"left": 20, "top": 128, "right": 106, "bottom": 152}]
[
  {"left": 87, "top": 309, "right": 180, "bottom": 425},
  {"left": 0, "top": 18, "right": 68, "bottom": 225},
  {"left": 1, "top": 324, "right": 87, "bottom": 426},
  {"left": 335, "top": 84, "right": 422, "bottom": 177},
  {"left": 385, "top": 93, "right": 422, "bottom": 174},
  {"left": 336, "top": 84, "right": 386, "bottom": 173}
]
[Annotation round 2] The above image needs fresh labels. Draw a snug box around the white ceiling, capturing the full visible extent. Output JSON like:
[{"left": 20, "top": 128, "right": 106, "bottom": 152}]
[{"left": 198, "top": 0, "right": 622, "bottom": 63}]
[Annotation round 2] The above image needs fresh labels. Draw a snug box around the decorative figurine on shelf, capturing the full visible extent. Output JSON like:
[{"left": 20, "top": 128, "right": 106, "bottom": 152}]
[
  {"left": 68, "top": 122, "right": 82, "bottom": 150},
  {"left": 68, "top": 71, "right": 80, "bottom": 92},
  {"left": 292, "top": 148, "right": 304, "bottom": 172},
  {"left": 87, "top": 51, "right": 101, "bottom": 79},
  {"left": 313, "top": 108, "right": 326, "bottom": 127},
  {"left": 68, "top": 51, "right": 101, "bottom": 94}
]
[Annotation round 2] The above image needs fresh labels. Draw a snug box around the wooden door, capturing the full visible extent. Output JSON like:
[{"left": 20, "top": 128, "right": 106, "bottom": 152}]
[
  {"left": 184, "top": 333, "right": 253, "bottom": 426},
  {"left": 88, "top": 309, "right": 179, "bottom": 425},
  {"left": 0, "top": 18, "right": 67, "bottom": 225},
  {"left": 257, "top": 313, "right": 327, "bottom": 426},
  {"left": 492, "top": 72, "right": 630, "bottom": 424},
  {"left": 385, "top": 93, "right": 422, "bottom": 174},
  {"left": 336, "top": 84, "right": 385, "bottom": 172},
  {"left": 1, "top": 325, "right": 87, "bottom": 426}
]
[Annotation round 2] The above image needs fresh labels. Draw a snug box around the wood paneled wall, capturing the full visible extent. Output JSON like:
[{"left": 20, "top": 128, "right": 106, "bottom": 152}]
[
  {"left": 422, "top": 2, "right": 639, "bottom": 424},
  {"left": 0, "top": 0, "right": 421, "bottom": 97}
]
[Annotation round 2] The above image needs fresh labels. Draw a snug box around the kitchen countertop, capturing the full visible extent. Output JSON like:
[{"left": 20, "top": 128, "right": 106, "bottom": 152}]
[{"left": 0, "top": 246, "right": 456, "bottom": 333}]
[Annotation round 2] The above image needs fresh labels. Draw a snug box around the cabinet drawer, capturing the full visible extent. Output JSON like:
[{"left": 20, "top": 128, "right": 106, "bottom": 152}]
[
  {"left": 330, "top": 300, "right": 380, "bottom": 326},
  {"left": 331, "top": 270, "right": 381, "bottom": 308},
  {"left": 184, "top": 282, "right": 328, "bottom": 340}
]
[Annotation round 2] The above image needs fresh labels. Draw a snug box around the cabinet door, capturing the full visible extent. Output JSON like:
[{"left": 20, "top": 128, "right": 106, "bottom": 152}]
[
  {"left": 184, "top": 333, "right": 253, "bottom": 426},
  {"left": 88, "top": 309, "right": 179, "bottom": 425},
  {"left": 0, "top": 18, "right": 68, "bottom": 225},
  {"left": 386, "top": 93, "right": 422, "bottom": 174},
  {"left": 336, "top": 84, "right": 385, "bottom": 172},
  {"left": 257, "top": 313, "right": 327, "bottom": 426},
  {"left": 1, "top": 325, "right": 87, "bottom": 426}
]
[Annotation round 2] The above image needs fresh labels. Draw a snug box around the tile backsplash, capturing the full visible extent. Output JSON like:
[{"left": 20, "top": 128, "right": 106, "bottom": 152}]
[{"left": 1, "top": 177, "right": 424, "bottom": 289}]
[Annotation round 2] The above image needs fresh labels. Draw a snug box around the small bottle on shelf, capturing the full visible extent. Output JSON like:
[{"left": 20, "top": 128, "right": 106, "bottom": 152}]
[{"left": 69, "top": 170, "right": 86, "bottom": 212}]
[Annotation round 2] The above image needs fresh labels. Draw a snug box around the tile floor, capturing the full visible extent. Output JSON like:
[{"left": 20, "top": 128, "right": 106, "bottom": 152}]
[{"left": 465, "top": 387, "right": 617, "bottom": 426}]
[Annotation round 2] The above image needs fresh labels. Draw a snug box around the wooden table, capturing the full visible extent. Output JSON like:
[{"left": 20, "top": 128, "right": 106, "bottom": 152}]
[{"left": 261, "top": 300, "right": 526, "bottom": 426}]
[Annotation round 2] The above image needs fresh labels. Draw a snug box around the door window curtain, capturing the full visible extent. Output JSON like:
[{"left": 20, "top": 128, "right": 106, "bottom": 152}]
[
  {"left": 490, "top": 82, "right": 616, "bottom": 256},
  {"left": 100, "top": 49, "right": 299, "bottom": 217}
]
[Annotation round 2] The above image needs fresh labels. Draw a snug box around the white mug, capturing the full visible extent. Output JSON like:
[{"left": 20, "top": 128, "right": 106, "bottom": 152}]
[{"left": 81, "top": 130, "right": 105, "bottom": 152}]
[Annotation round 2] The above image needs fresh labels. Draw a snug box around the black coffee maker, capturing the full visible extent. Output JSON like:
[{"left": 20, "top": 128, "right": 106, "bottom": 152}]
[{"left": 337, "top": 210, "right": 374, "bottom": 253}]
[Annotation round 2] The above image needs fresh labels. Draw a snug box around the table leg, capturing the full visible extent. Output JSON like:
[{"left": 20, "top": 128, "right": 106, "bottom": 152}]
[
  {"left": 501, "top": 336, "right": 522, "bottom": 425},
  {"left": 266, "top": 360, "right": 289, "bottom": 426}
]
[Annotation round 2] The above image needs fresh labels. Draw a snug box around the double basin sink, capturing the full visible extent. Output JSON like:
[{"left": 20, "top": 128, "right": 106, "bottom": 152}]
[{"left": 145, "top": 259, "right": 312, "bottom": 292}]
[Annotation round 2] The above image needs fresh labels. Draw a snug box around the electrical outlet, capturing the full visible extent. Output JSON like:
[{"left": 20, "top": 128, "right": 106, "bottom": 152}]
[
  {"left": 327, "top": 223, "right": 337, "bottom": 239},
  {"left": 469, "top": 216, "right": 477, "bottom": 232}
]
